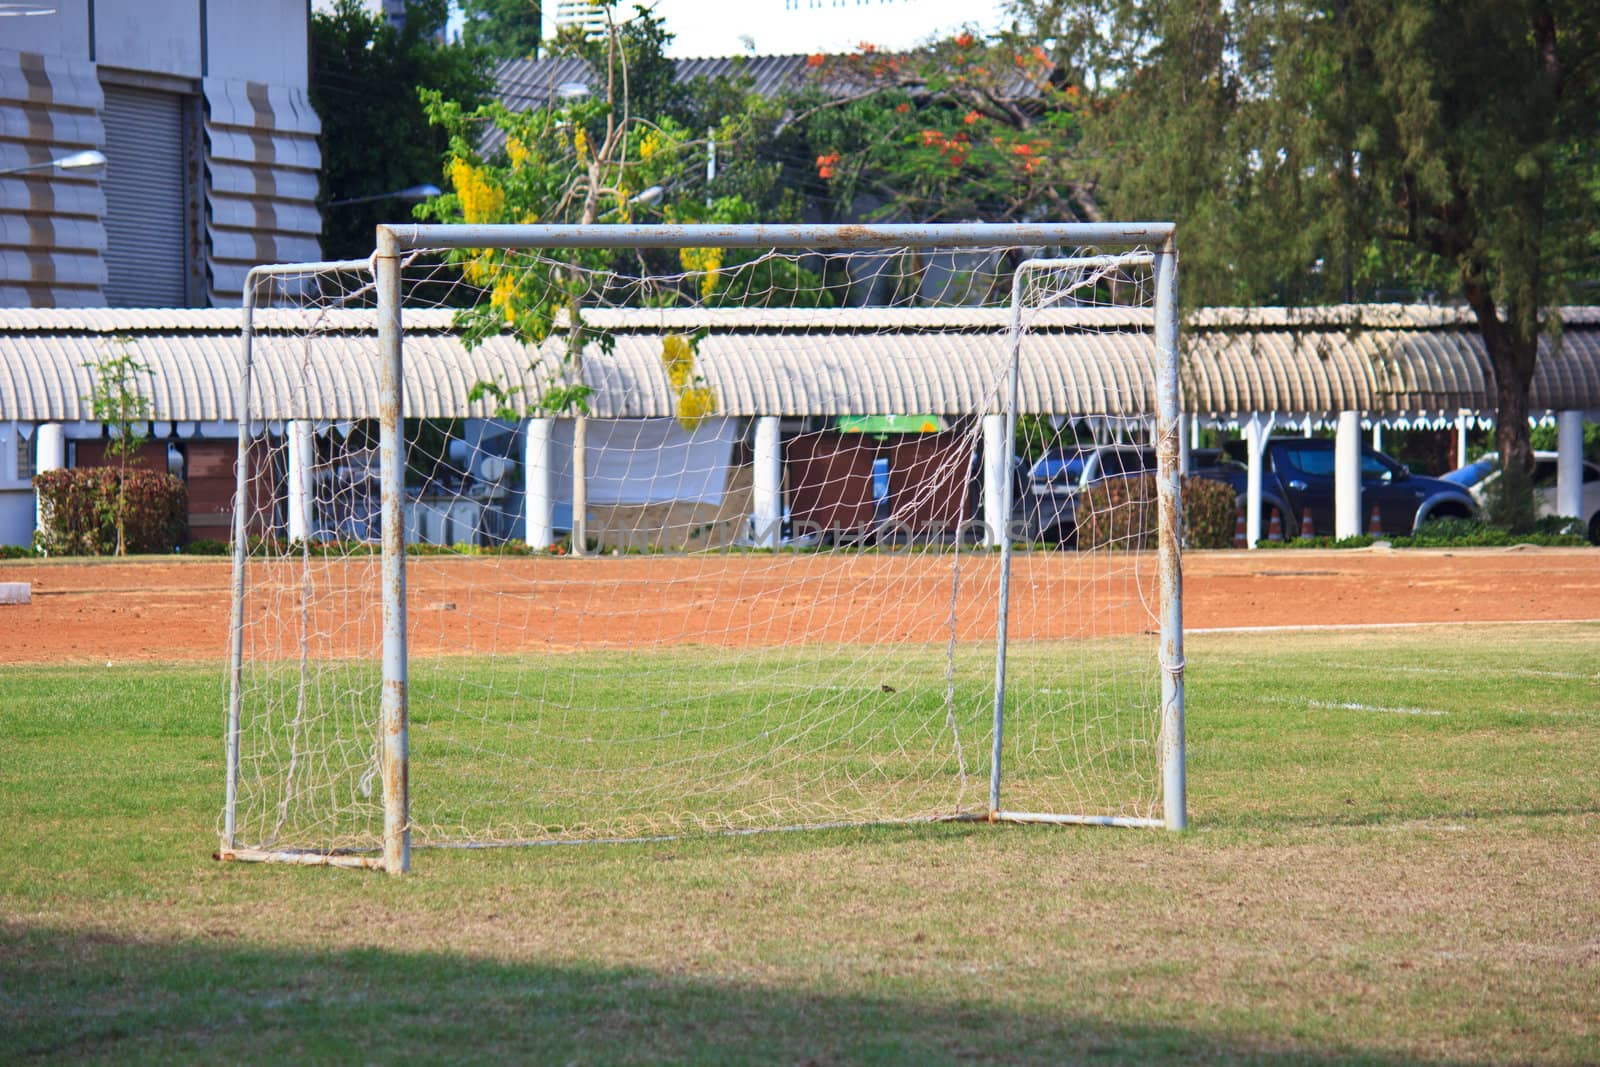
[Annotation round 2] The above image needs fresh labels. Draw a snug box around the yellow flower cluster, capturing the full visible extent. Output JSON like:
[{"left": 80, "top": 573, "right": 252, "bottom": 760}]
[
  {"left": 661, "top": 333, "right": 694, "bottom": 389},
  {"left": 639, "top": 129, "right": 667, "bottom": 161},
  {"left": 679, "top": 247, "right": 724, "bottom": 300},
  {"left": 675, "top": 386, "right": 717, "bottom": 431},
  {"left": 489, "top": 273, "right": 519, "bottom": 324},
  {"left": 661, "top": 333, "right": 717, "bottom": 429},
  {"left": 506, "top": 136, "right": 531, "bottom": 169},
  {"left": 573, "top": 127, "right": 591, "bottom": 161},
  {"left": 463, "top": 252, "right": 495, "bottom": 286},
  {"left": 449, "top": 158, "right": 505, "bottom": 224}
]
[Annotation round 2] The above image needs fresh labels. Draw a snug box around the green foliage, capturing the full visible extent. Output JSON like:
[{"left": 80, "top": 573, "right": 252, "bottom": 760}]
[
  {"left": 311, "top": 0, "right": 491, "bottom": 260},
  {"left": 83, "top": 338, "right": 151, "bottom": 462},
  {"left": 1253, "top": 516, "right": 1586, "bottom": 549},
  {"left": 1076, "top": 473, "right": 1251, "bottom": 550},
  {"left": 1479, "top": 462, "right": 1540, "bottom": 534},
  {"left": 0, "top": 544, "right": 37, "bottom": 559},
  {"left": 1082, "top": 0, "right": 1600, "bottom": 475},
  {"left": 419, "top": 7, "right": 821, "bottom": 417},
  {"left": 1182, "top": 475, "right": 1239, "bottom": 549},
  {"left": 82, "top": 338, "right": 154, "bottom": 557},
  {"left": 1530, "top": 418, "right": 1600, "bottom": 464},
  {"left": 1074, "top": 475, "right": 1157, "bottom": 550},
  {"left": 798, "top": 35, "right": 1093, "bottom": 224},
  {"left": 459, "top": 0, "right": 542, "bottom": 60},
  {"left": 32, "top": 468, "right": 186, "bottom": 556}
]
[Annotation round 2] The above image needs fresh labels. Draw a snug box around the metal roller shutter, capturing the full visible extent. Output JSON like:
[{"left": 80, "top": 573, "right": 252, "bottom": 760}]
[{"left": 101, "top": 84, "right": 188, "bottom": 307}]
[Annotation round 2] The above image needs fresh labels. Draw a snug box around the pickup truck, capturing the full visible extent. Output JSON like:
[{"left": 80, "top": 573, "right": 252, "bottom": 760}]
[{"left": 1192, "top": 437, "right": 1478, "bottom": 537}]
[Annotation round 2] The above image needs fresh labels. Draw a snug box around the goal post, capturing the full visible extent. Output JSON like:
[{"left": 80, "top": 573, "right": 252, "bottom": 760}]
[{"left": 220, "top": 222, "right": 1185, "bottom": 874}]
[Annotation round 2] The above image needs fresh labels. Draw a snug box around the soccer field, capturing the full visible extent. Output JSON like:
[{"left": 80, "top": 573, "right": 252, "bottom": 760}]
[{"left": 3, "top": 623, "right": 1597, "bottom": 1063}]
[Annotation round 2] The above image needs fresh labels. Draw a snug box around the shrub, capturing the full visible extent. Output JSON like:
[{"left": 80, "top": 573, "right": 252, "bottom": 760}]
[
  {"left": 34, "top": 468, "right": 186, "bottom": 556},
  {"left": 1075, "top": 475, "right": 1158, "bottom": 551},
  {"left": 1182, "top": 475, "right": 1239, "bottom": 549},
  {"left": 182, "top": 538, "right": 232, "bottom": 556},
  {"left": 1253, "top": 516, "right": 1586, "bottom": 549},
  {"left": 1077, "top": 473, "right": 1246, "bottom": 551}
]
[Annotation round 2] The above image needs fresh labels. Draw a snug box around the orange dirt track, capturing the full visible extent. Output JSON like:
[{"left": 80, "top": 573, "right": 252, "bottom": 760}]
[{"left": 0, "top": 547, "right": 1596, "bottom": 666}]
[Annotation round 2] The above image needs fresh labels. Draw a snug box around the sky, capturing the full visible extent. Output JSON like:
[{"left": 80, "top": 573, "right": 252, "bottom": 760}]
[{"left": 316, "top": 1, "right": 1010, "bottom": 57}]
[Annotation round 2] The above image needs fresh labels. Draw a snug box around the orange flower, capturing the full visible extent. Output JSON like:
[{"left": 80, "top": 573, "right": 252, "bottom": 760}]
[
  {"left": 806, "top": 53, "right": 825, "bottom": 68},
  {"left": 955, "top": 32, "right": 974, "bottom": 48},
  {"left": 816, "top": 152, "right": 840, "bottom": 179},
  {"left": 963, "top": 109, "right": 981, "bottom": 125},
  {"left": 895, "top": 102, "right": 911, "bottom": 114},
  {"left": 919, "top": 129, "right": 945, "bottom": 147},
  {"left": 1011, "top": 143, "right": 1032, "bottom": 156}
]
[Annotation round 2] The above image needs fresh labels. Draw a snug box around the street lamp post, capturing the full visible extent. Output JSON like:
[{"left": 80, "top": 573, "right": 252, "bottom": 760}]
[
  {"left": 326, "top": 183, "right": 441, "bottom": 208},
  {"left": 0, "top": 149, "right": 107, "bottom": 177}
]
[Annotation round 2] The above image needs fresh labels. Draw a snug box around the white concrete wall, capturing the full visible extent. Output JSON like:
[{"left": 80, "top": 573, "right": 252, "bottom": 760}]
[
  {"left": 95, "top": 0, "right": 203, "bottom": 77},
  {"left": 4, "top": 0, "right": 92, "bottom": 58},
  {"left": 207, "top": 1, "right": 310, "bottom": 87},
  {"left": 4, "top": 0, "right": 306, "bottom": 85},
  {"left": 0, "top": 425, "right": 34, "bottom": 546}
]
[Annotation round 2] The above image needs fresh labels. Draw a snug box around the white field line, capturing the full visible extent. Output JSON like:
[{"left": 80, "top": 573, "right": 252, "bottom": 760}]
[
  {"left": 1323, "top": 661, "right": 1600, "bottom": 682},
  {"left": 1266, "top": 695, "right": 1449, "bottom": 717},
  {"left": 1189, "top": 617, "right": 1600, "bottom": 635}
]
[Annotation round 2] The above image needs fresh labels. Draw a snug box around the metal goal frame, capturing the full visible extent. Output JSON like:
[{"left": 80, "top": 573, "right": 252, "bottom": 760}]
[{"left": 220, "top": 221, "right": 1185, "bottom": 874}]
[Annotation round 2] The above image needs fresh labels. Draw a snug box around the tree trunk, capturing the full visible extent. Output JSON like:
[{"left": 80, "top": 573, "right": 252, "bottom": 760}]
[{"left": 1462, "top": 281, "right": 1538, "bottom": 476}]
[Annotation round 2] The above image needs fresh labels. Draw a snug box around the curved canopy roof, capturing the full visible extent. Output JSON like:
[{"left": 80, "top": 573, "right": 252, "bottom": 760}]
[{"left": 1, "top": 304, "right": 1597, "bottom": 424}]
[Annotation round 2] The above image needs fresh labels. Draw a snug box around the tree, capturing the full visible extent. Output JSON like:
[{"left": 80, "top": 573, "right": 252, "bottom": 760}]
[
  {"left": 83, "top": 338, "right": 152, "bottom": 557},
  {"left": 1079, "top": 0, "right": 1600, "bottom": 477},
  {"left": 418, "top": 5, "right": 819, "bottom": 420},
  {"left": 794, "top": 35, "right": 1100, "bottom": 224},
  {"left": 311, "top": 0, "right": 492, "bottom": 260},
  {"left": 460, "top": 0, "right": 543, "bottom": 60}
]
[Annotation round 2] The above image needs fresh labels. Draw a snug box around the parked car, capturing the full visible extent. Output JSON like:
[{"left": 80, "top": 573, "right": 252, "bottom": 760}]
[
  {"left": 1442, "top": 451, "right": 1600, "bottom": 544},
  {"left": 1191, "top": 438, "right": 1478, "bottom": 538}
]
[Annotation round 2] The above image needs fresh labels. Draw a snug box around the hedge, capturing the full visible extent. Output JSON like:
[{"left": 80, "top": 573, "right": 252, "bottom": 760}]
[
  {"left": 1074, "top": 473, "right": 1244, "bottom": 551},
  {"left": 34, "top": 467, "right": 187, "bottom": 555}
]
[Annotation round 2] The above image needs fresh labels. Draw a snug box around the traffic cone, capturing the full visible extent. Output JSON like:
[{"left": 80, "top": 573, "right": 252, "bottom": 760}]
[
  {"left": 1267, "top": 508, "right": 1283, "bottom": 542},
  {"left": 1300, "top": 507, "right": 1314, "bottom": 539},
  {"left": 1368, "top": 505, "right": 1383, "bottom": 536},
  {"left": 1233, "top": 504, "right": 1247, "bottom": 547}
]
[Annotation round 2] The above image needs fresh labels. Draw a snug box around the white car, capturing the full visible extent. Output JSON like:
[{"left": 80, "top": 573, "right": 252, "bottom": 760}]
[{"left": 1443, "top": 451, "right": 1600, "bottom": 543}]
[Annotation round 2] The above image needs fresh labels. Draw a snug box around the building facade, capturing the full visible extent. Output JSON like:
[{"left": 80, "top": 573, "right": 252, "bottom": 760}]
[{"left": 0, "top": 0, "right": 322, "bottom": 310}]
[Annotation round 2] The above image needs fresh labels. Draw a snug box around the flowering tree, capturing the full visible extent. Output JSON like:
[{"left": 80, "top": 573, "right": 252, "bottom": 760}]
[
  {"left": 794, "top": 33, "right": 1098, "bottom": 224},
  {"left": 421, "top": 9, "right": 821, "bottom": 425}
]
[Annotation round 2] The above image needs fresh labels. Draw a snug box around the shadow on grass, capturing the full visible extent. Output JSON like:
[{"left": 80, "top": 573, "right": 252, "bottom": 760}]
[{"left": 4, "top": 922, "right": 1463, "bottom": 1066}]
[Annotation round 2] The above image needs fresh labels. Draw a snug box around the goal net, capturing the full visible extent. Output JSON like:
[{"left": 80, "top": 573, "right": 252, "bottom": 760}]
[{"left": 221, "top": 224, "right": 1183, "bottom": 872}]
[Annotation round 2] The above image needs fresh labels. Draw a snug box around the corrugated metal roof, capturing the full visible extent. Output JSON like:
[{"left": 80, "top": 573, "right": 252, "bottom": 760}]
[
  {"left": 2, "top": 305, "right": 1598, "bottom": 424},
  {"left": 201, "top": 77, "right": 323, "bottom": 306},
  {"left": 494, "top": 53, "right": 815, "bottom": 114},
  {"left": 486, "top": 54, "right": 824, "bottom": 154},
  {"left": 0, "top": 48, "right": 109, "bottom": 307}
]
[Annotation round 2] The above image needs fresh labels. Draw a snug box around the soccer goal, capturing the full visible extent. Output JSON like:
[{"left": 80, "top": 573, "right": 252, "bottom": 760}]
[{"left": 219, "top": 223, "right": 1184, "bottom": 873}]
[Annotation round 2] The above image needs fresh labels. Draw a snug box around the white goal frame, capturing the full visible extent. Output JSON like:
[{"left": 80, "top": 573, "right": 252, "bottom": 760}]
[{"left": 221, "top": 221, "right": 1186, "bottom": 874}]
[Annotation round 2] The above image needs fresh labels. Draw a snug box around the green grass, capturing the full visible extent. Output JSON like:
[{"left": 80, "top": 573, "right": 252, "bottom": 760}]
[{"left": 2, "top": 624, "right": 1598, "bottom": 1064}]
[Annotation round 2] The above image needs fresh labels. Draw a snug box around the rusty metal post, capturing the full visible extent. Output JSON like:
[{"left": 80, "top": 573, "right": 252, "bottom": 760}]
[
  {"left": 1153, "top": 236, "right": 1187, "bottom": 831},
  {"left": 375, "top": 227, "right": 411, "bottom": 874},
  {"left": 224, "top": 271, "right": 262, "bottom": 853}
]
